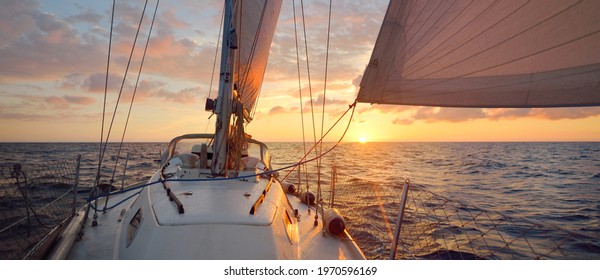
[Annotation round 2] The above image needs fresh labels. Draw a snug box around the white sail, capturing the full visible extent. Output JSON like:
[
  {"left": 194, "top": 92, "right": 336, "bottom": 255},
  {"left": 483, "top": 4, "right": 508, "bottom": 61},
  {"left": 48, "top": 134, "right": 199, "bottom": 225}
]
[
  {"left": 234, "top": 0, "right": 282, "bottom": 115},
  {"left": 358, "top": 0, "right": 600, "bottom": 108}
]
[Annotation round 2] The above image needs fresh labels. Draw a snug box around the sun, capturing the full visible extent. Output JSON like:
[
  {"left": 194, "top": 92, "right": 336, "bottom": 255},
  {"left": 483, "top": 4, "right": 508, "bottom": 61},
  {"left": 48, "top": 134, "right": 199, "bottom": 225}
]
[{"left": 358, "top": 137, "right": 368, "bottom": 143}]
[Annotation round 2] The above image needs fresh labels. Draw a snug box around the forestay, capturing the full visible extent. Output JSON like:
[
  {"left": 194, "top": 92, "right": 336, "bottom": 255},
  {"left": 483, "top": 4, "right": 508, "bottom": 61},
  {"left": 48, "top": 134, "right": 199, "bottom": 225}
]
[
  {"left": 358, "top": 0, "right": 600, "bottom": 108},
  {"left": 234, "top": 0, "right": 282, "bottom": 116}
]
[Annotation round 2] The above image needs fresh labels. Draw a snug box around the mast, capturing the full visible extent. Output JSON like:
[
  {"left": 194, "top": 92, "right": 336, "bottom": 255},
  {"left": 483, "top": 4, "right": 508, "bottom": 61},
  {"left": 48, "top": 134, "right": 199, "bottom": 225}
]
[{"left": 212, "top": 0, "right": 237, "bottom": 176}]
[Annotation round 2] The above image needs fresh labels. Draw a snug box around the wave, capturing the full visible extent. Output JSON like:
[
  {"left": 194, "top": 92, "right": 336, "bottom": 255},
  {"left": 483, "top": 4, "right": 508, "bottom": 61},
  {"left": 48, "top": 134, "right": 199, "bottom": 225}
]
[
  {"left": 417, "top": 249, "right": 484, "bottom": 260},
  {"left": 3, "top": 141, "right": 600, "bottom": 259}
]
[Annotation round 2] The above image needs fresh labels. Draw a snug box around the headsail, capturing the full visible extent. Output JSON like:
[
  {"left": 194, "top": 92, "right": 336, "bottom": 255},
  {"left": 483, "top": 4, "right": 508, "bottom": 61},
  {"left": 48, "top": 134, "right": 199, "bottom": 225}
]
[
  {"left": 234, "top": 0, "right": 282, "bottom": 117},
  {"left": 358, "top": 0, "right": 600, "bottom": 108}
]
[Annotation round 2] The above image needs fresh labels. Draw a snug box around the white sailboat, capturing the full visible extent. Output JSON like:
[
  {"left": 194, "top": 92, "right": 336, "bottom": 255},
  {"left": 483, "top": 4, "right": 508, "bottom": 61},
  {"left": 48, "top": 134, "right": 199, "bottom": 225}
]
[
  {"left": 45, "top": 0, "right": 600, "bottom": 260},
  {"left": 48, "top": 0, "right": 365, "bottom": 260}
]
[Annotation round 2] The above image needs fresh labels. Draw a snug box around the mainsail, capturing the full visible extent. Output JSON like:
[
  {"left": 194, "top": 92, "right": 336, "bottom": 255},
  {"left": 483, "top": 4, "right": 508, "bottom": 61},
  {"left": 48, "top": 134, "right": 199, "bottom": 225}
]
[
  {"left": 358, "top": 0, "right": 600, "bottom": 108},
  {"left": 212, "top": 0, "right": 282, "bottom": 175},
  {"left": 234, "top": 0, "right": 282, "bottom": 116}
]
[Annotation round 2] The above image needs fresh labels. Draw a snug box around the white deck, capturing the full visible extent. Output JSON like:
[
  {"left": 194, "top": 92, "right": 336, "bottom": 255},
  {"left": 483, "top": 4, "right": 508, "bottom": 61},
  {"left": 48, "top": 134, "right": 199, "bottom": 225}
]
[{"left": 59, "top": 175, "right": 364, "bottom": 260}]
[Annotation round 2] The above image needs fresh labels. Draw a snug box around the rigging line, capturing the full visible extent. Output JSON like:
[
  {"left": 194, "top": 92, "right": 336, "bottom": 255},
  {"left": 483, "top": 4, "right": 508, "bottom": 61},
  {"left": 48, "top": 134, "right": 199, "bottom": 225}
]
[
  {"left": 292, "top": 0, "right": 309, "bottom": 187},
  {"left": 299, "top": 0, "right": 319, "bottom": 198},
  {"left": 100, "top": 0, "right": 149, "bottom": 212},
  {"left": 87, "top": 0, "right": 116, "bottom": 226},
  {"left": 205, "top": 2, "right": 225, "bottom": 134},
  {"left": 281, "top": 100, "right": 357, "bottom": 182},
  {"left": 320, "top": 0, "right": 332, "bottom": 143},
  {"left": 315, "top": 0, "right": 333, "bottom": 224},
  {"left": 299, "top": 0, "right": 318, "bottom": 151},
  {"left": 235, "top": 0, "right": 242, "bottom": 94},
  {"left": 94, "top": 0, "right": 116, "bottom": 193},
  {"left": 109, "top": 0, "right": 160, "bottom": 187},
  {"left": 208, "top": 2, "right": 225, "bottom": 100},
  {"left": 99, "top": 0, "right": 149, "bottom": 171}
]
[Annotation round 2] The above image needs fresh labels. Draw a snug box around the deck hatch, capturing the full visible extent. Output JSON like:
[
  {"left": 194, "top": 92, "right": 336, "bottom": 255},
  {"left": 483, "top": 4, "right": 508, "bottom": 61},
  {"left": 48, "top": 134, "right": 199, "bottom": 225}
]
[{"left": 126, "top": 208, "right": 143, "bottom": 247}]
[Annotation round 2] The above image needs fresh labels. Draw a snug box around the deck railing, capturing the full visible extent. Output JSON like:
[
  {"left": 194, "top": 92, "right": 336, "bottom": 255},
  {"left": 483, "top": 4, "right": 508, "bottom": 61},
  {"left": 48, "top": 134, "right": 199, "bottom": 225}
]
[
  {"left": 0, "top": 156, "right": 80, "bottom": 259},
  {"left": 324, "top": 169, "right": 600, "bottom": 260}
]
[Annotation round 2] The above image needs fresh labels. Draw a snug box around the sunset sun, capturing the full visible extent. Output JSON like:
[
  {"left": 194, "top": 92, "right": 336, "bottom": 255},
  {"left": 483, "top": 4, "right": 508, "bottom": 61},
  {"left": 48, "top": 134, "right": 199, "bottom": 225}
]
[{"left": 358, "top": 137, "right": 368, "bottom": 143}]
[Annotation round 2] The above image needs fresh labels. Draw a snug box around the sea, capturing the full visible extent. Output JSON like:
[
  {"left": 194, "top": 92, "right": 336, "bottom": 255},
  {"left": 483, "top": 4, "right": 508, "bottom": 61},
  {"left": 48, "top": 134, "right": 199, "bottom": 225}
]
[{"left": 1, "top": 141, "right": 600, "bottom": 259}]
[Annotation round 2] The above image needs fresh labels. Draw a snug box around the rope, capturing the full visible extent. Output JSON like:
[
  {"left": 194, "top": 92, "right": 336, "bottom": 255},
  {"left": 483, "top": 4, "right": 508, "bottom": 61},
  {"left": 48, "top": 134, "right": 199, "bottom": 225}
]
[
  {"left": 97, "top": 0, "right": 149, "bottom": 212},
  {"left": 292, "top": 0, "right": 311, "bottom": 192},
  {"left": 298, "top": 0, "right": 318, "bottom": 152},
  {"left": 94, "top": 0, "right": 115, "bottom": 198},
  {"left": 208, "top": 2, "right": 225, "bottom": 101},
  {"left": 205, "top": 2, "right": 225, "bottom": 134},
  {"left": 87, "top": 0, "right": 117, "bottom": 227},
  {"left": 315, "top": 0, "right": 334, "bottom": 227},
  {"left": 102, "top": 0, "right": 159, "bottom": 212},
  {"left": 110, "top": 0, "right": 159, "bottom": 184},
  {"left": 11, "top": 167, "right": 54, "bottom": 231},
  {"left": 94, "top": 0, "right": 149, "bottom": 196},
  {"left": 281, "top": 100, "right": 357, "bottom": 182}
]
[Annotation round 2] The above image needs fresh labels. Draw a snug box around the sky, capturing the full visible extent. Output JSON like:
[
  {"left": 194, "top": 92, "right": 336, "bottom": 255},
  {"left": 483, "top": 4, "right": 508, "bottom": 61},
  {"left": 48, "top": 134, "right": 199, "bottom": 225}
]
[{"left": 1, "top": 0, "right": 599, "bottom": 143}]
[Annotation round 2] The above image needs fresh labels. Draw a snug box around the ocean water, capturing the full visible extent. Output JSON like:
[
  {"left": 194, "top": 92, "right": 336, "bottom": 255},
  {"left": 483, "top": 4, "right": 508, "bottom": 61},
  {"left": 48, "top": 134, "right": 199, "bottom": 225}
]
[{"left": 1, "top": 141, "right": 599, "bottom": 258}]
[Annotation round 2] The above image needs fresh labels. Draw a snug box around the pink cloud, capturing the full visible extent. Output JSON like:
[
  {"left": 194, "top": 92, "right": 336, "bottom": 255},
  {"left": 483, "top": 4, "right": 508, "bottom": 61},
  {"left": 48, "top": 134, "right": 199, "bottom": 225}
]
[
  {"left": 44, "top": 95, "right": 95, "bottom": 109},
  {"left": 84, "top": 73, "right": 126, "bottom": 93},
  {"left": 64, "top": 95, "right": 95, "bottom": 105},
  {"left": 0, "top": 2, "right": 105, "bottom": 83},
  {"left": 131, "top": 79, "right": 202, "bottom": 104},
  {"left": 0, "top": 0, "right": 38, "bottom": 47},
  {"left": 0, "top": 112, "right": 48, "bottom": 121}
]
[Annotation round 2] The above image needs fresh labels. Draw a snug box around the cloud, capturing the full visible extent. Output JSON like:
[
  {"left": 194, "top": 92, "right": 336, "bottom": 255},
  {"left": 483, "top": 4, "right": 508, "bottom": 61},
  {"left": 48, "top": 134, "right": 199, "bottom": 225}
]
[
  {"left": 267, "top": 106, "right": 300, "bottom": 115},
  {"left": 0, "top": 0, "right": 38, "bottom": 47},
  {"left": 0, "top": 1, "right": 105, "bottom": 83},
  {"left": 485, "top": 108, "right": 532, "bottom": 120},
  {"left": 392, "top": 117, "right": 414, "bottom": 125},
  {"left": 304, "top": 94, "right": 349, "bottom": 108},
  {"left": 529, "top": 108, "right": 600, "bottom": 120},
  {"left": 45, "top": 95, "right": 95, "bottom": 109},
  {"left": 0, "top": 0, "right": 215, "bottom": 85},
  {"left": 84, "top": 73, "right": 126, "bottom": 93},
  {"left": 64, "top": 95, "right": 95, "bottom": 105},
  {"left": 386, "top": 107, "right": 600, "bottom": 125},
  {"left": 133, "top": 79, "right": 202, "bottom": 104},
  {"left": 0, "top": 112, "right": 48, "bottom": 121},
  {"left": 416, "top": 108, "right": 487, "bottom": 123},
  {"left": 268, "top": 106, "right": 287, "bottom": 114},
  {"left": 65, "top": 10, "right": 103, "bottom": 25},
  {"left": 264, "top": 0, "right": 387, "bottom": 103},
  {"left": 59, "top": 73, "right": 86, "bottom": 90},
  {"left": 353, "top": 75, "right": 362, "bottom": 87}
]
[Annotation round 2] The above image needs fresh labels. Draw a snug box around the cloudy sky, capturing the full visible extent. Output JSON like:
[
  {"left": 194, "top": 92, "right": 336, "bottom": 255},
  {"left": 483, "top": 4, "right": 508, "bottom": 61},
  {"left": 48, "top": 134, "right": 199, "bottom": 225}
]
[{"left": 1, "top": 0, "right": 599, "bottom": 142}]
